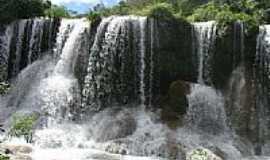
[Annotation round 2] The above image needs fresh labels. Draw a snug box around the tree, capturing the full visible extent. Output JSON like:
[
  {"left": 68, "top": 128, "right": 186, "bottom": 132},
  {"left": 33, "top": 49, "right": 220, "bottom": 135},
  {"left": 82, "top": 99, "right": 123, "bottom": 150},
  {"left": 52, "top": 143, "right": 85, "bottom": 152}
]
[
  {"left": 45, "top": 5, "right": 70, "bottom": 18},
  {"left": 0, "top": 0, "right": 51, "bottom": 23}
]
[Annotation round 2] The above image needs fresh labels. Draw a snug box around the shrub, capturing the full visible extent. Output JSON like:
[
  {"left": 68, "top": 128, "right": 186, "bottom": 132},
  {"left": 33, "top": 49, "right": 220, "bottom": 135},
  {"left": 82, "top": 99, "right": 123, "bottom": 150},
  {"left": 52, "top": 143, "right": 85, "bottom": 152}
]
[
  {"left": 9, "top": 114, "right": 39, "bottom": 143},
  {"left": 0, "top": 154, "right": 9, "bottom": 160},
  {"left": 0, "top": 0, "right": 51, "bottom": 24},
  {"left": 188, "top": 1, "right": 263, "bottom": 34},
  {"left": 87, "top": 12, "right": 102, "bottom": 22},
  {"left": 44, "top": 5, "right": 70, "bottom": 18},
  {"left": 147, "top": 3, "right": 175, "bottom": 19},
  {"left": 0, "top": 82, "right": 10, "bottom": 95}
]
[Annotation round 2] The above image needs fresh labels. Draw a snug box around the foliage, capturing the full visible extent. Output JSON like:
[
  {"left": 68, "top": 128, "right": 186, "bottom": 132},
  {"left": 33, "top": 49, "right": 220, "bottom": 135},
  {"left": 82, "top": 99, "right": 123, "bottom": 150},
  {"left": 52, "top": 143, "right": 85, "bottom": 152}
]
[
  {"left": 0, "top": 0, "right": 51, "bottom": 24},
  {"left": 8, "top": 114, "right": 39, "bottom": 143},
  {"left": 0, "top": 82, "right": 10, "bottom": 95},
  {"left": 45, "top": 5, "right": 70, "bottom": 18},
  {"left": 188, "top": 148, "right": 209, "bottom": 160},
  {"left": 87, "top": 12, "right": 102, "bottom": 22},
  {"left": 0, "top": 154, "right": 9, "bottom": 160},
  {"left": 187, "top": 1, "right": 263, "bottom": 34}
]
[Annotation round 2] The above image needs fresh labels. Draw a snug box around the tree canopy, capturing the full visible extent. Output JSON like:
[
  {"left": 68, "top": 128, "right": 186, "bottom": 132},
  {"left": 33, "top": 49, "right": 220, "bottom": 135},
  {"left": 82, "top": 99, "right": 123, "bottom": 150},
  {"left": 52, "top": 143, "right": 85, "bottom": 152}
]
[{"left": 0, "top": 0, "right": 51, "bottom": 23}]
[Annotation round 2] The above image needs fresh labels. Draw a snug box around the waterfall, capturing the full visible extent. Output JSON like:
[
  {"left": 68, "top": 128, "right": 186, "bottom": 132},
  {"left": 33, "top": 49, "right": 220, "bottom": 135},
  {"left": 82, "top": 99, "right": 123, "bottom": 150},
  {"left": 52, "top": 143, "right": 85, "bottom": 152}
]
[
  {"left": 149, "top": 19, "right": 155, "bottom": 107},
  {"left": 0, "top": 22, "right": 14, "bottom": 81},
  {"left": 82, "top": 16, "right": 149, "bottom": 112},
  {"left": 139, "top": 17, "right": 147, "bottom": 106},
  {"left": 254, "top": 25, "right": 270, "bottom": 155},
  {"left": 192, "top": 21, "right": 216, "bottom": 84},
  {"left": 28, "top": 19, "right": 45, "bottom": 64},
  {"left": 186, "top": 84, "right": 229, "bottom": 135},
  {"left": 0, "top": 18, "right": 59, "bottom": 79},
  {"left": 233, "top": 21, "right": 245, "bottom": 66},
  {"left": 40, "top": 19, "right": 89, "bottom": 126},
  {"left": 2, "top": 16, "right": 270, "bottom": 160},
  {"left": 13, "top": 20, "right": 27, "bottom": 75}
]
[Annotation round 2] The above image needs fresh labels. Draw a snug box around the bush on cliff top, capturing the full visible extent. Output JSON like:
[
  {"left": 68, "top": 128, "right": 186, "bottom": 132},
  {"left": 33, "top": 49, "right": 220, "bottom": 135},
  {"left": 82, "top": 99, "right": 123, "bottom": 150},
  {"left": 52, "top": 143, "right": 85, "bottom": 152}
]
[{"left": 188, "top": 1, "right": 263, "bottom": 34}]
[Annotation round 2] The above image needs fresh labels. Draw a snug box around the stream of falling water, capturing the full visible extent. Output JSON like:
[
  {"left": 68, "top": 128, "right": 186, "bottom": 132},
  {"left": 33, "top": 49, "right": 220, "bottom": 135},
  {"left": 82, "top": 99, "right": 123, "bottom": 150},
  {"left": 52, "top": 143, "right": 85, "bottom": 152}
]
[
  {"left": 139, "top": 18, "right": 147, "bottom": 106},
  {"left": 192, "top": 21, "right": 216, "bottom": 84}
]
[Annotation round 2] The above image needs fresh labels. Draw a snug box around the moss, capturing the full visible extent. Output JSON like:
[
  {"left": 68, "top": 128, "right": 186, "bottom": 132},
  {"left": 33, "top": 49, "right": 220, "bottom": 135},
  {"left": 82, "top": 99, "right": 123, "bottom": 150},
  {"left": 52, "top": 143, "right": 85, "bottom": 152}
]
[
  {"left": 9, "top": 114, "right": 39, "bottom": 143},
  {"left": 0, "top": 154, "right": 9, "bottom": 160}
]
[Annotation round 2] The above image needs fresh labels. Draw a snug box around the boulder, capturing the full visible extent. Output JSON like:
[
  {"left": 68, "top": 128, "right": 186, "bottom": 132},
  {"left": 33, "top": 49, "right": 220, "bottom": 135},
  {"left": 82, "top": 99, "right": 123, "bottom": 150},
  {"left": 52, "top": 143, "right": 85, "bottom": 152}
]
[
  {"left": 0, "top": 144, "right": 32, "bottom": 154},
  {"left": 0, "top": 144, "right": 33, "bottom": 160}
]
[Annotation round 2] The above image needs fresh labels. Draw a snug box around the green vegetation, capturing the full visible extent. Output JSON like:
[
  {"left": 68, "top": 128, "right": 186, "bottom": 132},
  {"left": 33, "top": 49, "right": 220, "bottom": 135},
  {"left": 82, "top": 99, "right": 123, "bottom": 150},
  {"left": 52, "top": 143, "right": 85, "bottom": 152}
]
[
  {"left": 0, "top": 82, "right": 10, "bottom": 95},
  {"left": 187, "top": 1, "right": 263, "bottom": 33},
  {"left": 0, "top": 154, "right": 9, "bottom": 160},
  {"left": 8, "top": 114, "right": 39, "bottom": 143},
  {"left": 87, "top": 0, "right": 270, "bottom": 34},
  {"left": 45, "top": 5, "right": 70, "bottom": 18},
  {"left": 0, "top": 0, "right": 51, "bottom": 23}
]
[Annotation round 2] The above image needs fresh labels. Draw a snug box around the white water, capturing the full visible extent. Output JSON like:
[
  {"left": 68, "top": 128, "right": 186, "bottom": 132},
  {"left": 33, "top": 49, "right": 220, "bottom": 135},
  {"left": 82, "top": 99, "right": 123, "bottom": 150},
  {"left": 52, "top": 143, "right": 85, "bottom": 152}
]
[
  {"left": 149, "top": 19, "right": 155, "bottom": 107},
  {"left": 193, "top": 21, "right": 216, "bottom": 84},
  {"left": 2, "top": 17, "right": 270, "bottom": 160},
  {"left": 255, "top": 25, "right": 270, "bottom": 155},
  {"left": 39, "top": 19, "right": 88, "bottom": 126},
  {"left": 28, "top": 19, "right": 45, "bottom": 64},
  {"left": 186, "top": 84, "right": 229, "bottom": 135},
  {"left": 13, "top": 20, "right": 27, "bottom": 74},
  {"left": 139, "top": 17, "right": 147, "bottom": 106},
  {"left": 0, "top": 22, "right": 14, "bottom": 66}
]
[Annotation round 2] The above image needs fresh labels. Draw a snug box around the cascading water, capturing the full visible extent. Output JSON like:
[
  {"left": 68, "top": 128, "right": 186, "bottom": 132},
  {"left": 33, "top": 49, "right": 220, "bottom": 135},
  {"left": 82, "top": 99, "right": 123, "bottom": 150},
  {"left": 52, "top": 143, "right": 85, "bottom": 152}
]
[
  {"left": 139, "top": 18, "right": 147, "bottom": 106},
  {"left": 0, "top": 18, "right": 58, "bottom": 79},
  {"left": 82, "top": 16, "right": 150, "bottom": 112},
  {"left": 192, "top": 21, "right": 216, "bottom": 84},
  {"left": 253, "top": 25, "right": 270, "bottom": 155},
  {"left": 0, "top": 22, "right": 14, "bottom": 81},
  {"left": 186, "top": 84, "right": 229, "bottom": 135},
  {"left": 233, "top": 21, "right": 245, "bottom": 64},
  {"left": 1, "top": 16, "right": 270, "bottom": 160}
]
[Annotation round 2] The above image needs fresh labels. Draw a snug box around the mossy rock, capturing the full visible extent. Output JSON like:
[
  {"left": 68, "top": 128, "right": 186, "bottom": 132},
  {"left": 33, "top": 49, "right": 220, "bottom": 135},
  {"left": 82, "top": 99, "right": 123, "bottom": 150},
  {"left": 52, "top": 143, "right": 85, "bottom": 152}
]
[{"left": 187, "top": 148, "right": 223, "bottom": 160}]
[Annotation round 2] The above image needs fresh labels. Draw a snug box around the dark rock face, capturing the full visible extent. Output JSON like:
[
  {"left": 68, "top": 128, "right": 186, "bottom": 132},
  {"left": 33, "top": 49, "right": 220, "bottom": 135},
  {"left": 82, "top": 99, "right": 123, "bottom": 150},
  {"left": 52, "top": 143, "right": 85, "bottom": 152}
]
[
  {"left": 155, "top": 18, "right": 195, "bottom": 94},
  {"left": 159, "top": 80, "right": 190, "bottom": 129}
]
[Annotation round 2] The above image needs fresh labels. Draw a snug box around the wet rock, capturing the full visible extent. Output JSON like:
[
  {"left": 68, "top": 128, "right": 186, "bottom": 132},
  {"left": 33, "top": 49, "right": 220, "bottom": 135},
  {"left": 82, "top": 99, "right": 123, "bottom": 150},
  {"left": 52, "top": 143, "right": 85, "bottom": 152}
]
[
  {"left": 160, "top": 80, "right": 190, "bottom": 129},
  {"left": 0, "top": 144, "right": 33, "bottom": 160},
  {"left": 0, "top": 144, "right": 32, "bottom": 154},
  {"left": 186, "top": 148, "right": 223, "bottom": 160}
]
